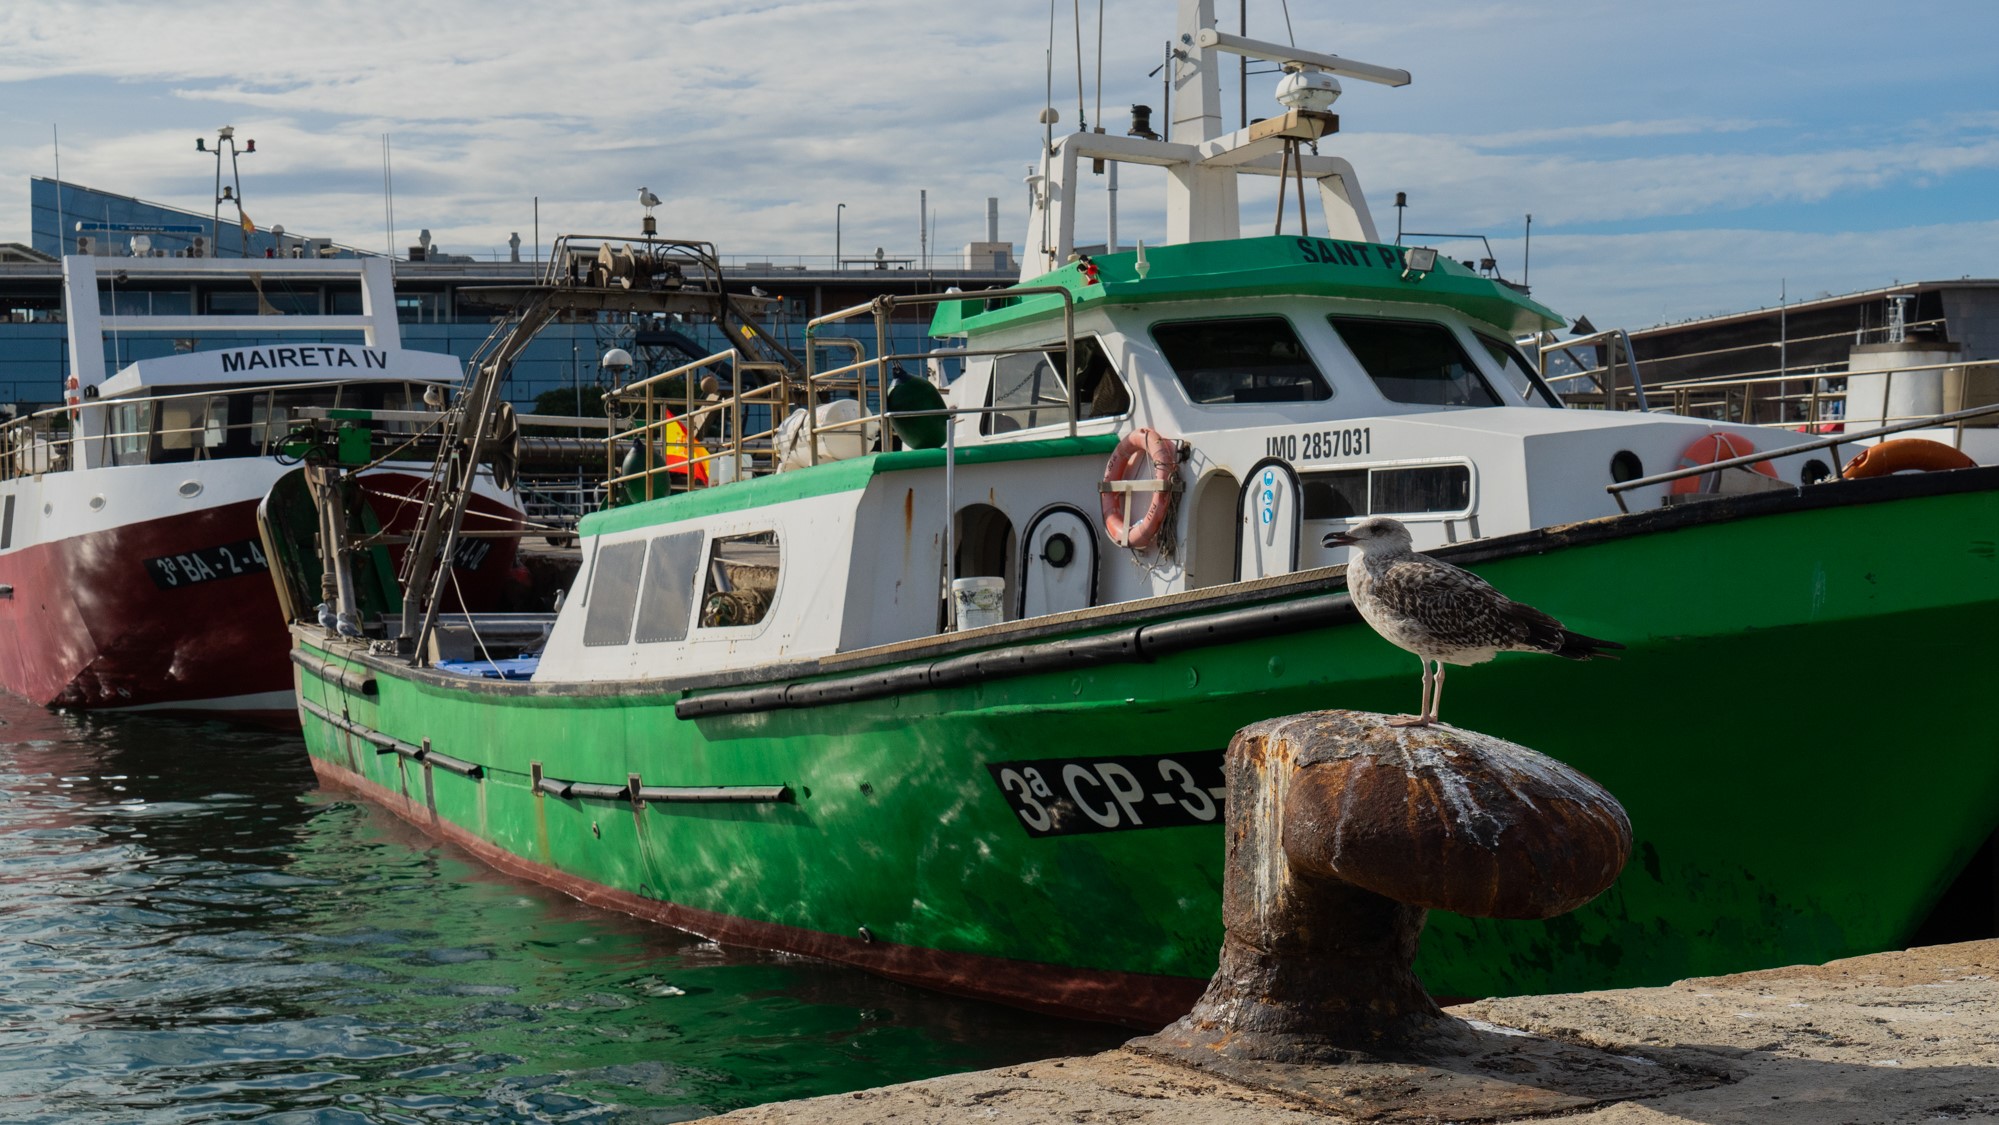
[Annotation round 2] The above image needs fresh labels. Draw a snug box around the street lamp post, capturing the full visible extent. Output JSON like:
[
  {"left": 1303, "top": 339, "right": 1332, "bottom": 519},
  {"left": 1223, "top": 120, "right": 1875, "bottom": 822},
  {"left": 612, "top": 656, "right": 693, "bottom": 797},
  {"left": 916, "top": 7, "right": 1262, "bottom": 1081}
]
[{"left": 835, "top": 202, "right": 846, "bottom": 271}]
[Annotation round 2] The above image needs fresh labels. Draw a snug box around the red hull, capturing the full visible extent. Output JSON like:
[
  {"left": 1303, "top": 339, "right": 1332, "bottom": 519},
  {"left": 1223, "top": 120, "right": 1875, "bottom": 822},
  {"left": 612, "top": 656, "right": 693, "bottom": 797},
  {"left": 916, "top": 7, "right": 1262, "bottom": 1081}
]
[{"left": 0, "top": 476, "right": 521, "bottom": 712}]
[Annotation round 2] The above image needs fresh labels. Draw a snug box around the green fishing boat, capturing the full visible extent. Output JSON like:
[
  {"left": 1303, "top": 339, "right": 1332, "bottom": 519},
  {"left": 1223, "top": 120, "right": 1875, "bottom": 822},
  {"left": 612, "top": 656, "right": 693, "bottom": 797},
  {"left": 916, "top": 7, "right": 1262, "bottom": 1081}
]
[{"left": 265, "top": 1, "right": 1999, "bottom": 1026}]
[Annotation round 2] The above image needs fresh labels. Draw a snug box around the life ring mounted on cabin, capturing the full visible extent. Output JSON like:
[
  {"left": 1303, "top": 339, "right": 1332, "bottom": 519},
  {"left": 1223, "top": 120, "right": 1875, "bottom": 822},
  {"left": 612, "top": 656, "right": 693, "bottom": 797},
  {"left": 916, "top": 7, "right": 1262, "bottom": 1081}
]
[
  {"left": 1100, "top": 427, "right": 1182, "bottom": 549},
  {"left": 1840, "top": 437, "right": 1976, "bottom": 479},
  {"left": 1668, "top": 432, "right": 1777, "bottom": 495}
]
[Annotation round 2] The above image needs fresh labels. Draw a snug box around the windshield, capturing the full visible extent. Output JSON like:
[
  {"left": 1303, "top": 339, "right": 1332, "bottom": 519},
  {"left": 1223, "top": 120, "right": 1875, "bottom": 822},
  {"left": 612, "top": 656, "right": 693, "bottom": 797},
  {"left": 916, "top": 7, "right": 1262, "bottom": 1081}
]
[
  {"left": 1328, "top": 317, "right": 1501, "bottom": 407},
  {"left": 1150, "top": 317, "right": 1331, "bottom": 406}
]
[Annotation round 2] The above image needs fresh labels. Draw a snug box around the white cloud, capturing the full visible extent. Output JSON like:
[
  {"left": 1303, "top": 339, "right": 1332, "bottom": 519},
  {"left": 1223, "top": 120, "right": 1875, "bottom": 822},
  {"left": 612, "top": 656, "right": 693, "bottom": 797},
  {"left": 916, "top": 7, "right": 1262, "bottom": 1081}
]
[
  {"left": 2, "top": 0, "right": 1993, "bottom": 326},
  {"left": 1522, "top": 220, "right": 1999, "bottom": 328}
]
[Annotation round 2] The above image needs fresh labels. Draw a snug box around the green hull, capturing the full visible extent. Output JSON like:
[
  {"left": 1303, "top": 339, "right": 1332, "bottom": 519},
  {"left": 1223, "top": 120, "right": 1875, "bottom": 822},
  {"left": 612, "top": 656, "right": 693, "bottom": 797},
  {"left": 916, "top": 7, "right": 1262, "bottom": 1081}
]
[{"left": 292, "top": 469, "right": 1999, "bottom": 1025}]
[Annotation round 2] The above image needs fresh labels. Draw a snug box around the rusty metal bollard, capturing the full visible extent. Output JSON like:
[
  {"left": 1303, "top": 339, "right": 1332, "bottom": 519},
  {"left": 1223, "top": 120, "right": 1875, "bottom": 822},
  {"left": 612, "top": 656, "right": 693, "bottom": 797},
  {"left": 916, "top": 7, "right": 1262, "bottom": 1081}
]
[{"left": 1147, "top": 710, "right": 1631, "bottom": 1063}]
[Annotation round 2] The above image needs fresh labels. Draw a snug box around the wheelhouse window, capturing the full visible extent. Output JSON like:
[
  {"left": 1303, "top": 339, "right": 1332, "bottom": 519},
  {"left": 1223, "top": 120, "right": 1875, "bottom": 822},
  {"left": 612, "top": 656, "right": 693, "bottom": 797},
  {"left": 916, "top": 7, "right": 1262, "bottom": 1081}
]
[
  {"left": 1151, "top": 317, "right": 1331, "bottom": 405},
  {"left": 699, "top": 531, "right": 779, "bottom": 629},
  {"left": 155, "top": 395, "right": 229, "bottom": 463},
  {"left": 107, "top": 401, "right": 155, "bottom": 467},
  {"left": 582, "top": 540, "right": 646, "bottom": 647},
  {"left": 1473, "top": 332, "right": 1562, "bottom": 407},
  {"left": 1301, "top": 463, "right": 1473, "bottom": 519},
  {"left": 983, "top": 336, "right": 1129, "bottom": 435},
  {"left": 1328, "top": 317, "right": 1501, "bottom": 407},
  {"left": 633, "top": 531, "right": 704, "bottom": 644},
  {"left": 246, "top": 383, "right": 420, "bottom": 451}
]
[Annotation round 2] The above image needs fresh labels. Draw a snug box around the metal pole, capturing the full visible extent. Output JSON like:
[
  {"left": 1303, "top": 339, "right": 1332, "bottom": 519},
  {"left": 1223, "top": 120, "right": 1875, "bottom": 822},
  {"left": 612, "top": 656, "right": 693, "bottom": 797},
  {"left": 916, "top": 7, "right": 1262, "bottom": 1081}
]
[
  {"left": 1523, "top": 213, "right": 1532, "bottom": 289},
  {"left": 944, "top": 415, "right": 957, "bottom": 629},
  {"left": 212, "top": 139, "right": 222, "bottom": 257},
  {"left": 230, "top": 137, "right": 246, "bottom": 257},
  {"left": 836, "top": 202, "right": 845, "bottom": 271},
  {"left": 1106, "top": 160, "right": 1118, "bottom": 253}
]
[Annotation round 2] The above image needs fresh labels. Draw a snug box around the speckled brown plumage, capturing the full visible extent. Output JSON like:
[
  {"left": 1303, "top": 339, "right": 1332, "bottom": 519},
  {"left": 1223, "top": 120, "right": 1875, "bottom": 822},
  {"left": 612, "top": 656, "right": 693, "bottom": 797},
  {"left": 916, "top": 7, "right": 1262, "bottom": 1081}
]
[{"left": 1327, "top": 516, "right": 1622, "bottom": 725}]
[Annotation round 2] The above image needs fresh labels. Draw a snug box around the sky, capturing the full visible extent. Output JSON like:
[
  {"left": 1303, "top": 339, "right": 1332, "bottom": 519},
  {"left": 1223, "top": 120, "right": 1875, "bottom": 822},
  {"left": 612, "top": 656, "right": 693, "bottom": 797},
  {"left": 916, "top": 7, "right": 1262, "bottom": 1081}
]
[{"left": 1, "top": 0, "right": 1994, "bottom": 330}]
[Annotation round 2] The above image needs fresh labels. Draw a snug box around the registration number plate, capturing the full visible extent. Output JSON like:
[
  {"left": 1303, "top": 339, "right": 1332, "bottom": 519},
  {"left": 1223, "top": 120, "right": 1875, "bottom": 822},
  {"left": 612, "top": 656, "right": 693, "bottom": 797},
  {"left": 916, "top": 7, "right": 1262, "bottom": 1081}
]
[{"left": 144, "top": 539, "right": 270, "bottom": 589}]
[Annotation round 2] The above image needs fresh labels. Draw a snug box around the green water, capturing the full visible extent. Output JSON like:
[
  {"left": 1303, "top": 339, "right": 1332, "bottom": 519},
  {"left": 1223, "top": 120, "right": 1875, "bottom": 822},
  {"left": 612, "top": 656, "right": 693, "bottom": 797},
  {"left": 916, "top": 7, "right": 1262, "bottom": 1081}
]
[{"left": 0, "top": 700, "right": 1125, "bottom": 1122}]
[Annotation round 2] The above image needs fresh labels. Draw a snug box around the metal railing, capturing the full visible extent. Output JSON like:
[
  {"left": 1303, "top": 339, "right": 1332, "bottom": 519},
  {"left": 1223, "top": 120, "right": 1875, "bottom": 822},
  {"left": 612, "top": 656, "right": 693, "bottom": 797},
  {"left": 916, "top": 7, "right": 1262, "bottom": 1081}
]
[
  {"left": 0, "top": 378, "right": 446, "bottom": 483},
  {"left": 1649, "top": 357, "right": 1999, "bottom": 434},
  {"left": 595, "top": 286, "right": 1081, "bottom": 504},
  {"left": 1604, "top": 400, "right": 1999, "bottom": 511}
]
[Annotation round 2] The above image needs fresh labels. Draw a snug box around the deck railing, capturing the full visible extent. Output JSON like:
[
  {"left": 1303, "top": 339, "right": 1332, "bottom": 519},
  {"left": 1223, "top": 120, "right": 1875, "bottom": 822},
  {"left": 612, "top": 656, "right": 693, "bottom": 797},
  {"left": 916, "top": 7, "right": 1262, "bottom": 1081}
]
[
  {"left": 598, "top": 286, "right": 1080, "bottom": 504},
  {"left": 0, "top": 378, "right": 445, "bottom": 483}
]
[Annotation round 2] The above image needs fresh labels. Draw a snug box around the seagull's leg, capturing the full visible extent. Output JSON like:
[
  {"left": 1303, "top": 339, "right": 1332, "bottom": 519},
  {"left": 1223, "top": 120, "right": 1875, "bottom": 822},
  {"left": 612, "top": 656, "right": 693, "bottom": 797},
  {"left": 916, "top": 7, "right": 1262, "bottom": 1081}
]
[
  {"left": 1428, "top": 662, "right": 1447, "bottom": 725},
  {"left": 1391, "top": 658, "right": 1433, "bottom": 727}
]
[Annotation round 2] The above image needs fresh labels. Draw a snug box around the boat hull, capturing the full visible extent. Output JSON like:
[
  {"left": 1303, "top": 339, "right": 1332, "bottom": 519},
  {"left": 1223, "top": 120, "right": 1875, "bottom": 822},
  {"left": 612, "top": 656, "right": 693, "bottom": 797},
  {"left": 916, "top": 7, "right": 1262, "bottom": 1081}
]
[
  {"left": 0, "top": 470, "right": 522, "bottom": 713},
  {"left": 290, "top": 470, "right": 1999, "bottom": 1025}
]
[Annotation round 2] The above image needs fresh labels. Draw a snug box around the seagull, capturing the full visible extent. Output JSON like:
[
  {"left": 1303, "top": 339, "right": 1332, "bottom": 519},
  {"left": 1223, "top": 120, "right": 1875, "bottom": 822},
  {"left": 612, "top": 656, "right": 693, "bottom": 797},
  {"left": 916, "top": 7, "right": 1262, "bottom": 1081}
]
[
  {"left": 1326, "top": 516, "right": 1623, "bottom": 727},
  {"left": 638, "top": 186, "right": 662, "bottom": 213}
]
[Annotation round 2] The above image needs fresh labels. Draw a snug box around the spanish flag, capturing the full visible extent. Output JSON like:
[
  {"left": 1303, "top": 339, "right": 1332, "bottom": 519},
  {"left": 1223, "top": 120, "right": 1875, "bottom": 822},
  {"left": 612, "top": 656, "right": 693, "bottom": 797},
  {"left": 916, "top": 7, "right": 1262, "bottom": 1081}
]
[
  {"left": 240, "top": 211, "right": 255, "bottom": 235},
  {"left": 660, "top": 410, "right": 711, "bottom": 486}
]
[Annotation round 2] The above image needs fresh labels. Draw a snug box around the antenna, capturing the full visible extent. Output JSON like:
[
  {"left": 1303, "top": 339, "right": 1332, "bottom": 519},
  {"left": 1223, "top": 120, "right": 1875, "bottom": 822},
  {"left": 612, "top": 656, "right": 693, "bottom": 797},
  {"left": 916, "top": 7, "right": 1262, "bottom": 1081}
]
[{"left": 1523, "top": 213, "right": 1532, "bottom": 289}]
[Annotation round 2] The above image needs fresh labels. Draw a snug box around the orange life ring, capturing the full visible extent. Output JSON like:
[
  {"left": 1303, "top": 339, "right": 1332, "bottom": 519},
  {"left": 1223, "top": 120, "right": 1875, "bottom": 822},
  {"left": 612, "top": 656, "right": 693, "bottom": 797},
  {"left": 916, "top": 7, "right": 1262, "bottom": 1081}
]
[
  {"left": 1840, "top": 437, "right": 1976, "bottom": 479},
  {"left": 1101, "top": 427, "right": 1179, "bottom": 549},
  {"left": 1668, "top": 432, "right": 1777, "bottom": 494}
]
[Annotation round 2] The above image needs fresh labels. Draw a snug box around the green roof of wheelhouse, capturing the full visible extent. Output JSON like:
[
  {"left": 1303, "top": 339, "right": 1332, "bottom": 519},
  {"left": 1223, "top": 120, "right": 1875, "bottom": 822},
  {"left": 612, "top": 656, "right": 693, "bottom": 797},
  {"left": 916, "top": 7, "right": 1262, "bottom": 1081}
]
[{"left": 928, "top": 236, "right": 1563, "bottom": 338}]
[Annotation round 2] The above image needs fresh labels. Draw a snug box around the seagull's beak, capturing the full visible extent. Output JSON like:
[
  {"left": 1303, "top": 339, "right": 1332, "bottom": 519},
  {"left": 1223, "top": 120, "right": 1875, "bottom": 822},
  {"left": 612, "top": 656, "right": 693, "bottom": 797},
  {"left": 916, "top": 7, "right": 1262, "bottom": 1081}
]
[{"left": 1324, "top": 532, "right": 1357, "bottom": 547}]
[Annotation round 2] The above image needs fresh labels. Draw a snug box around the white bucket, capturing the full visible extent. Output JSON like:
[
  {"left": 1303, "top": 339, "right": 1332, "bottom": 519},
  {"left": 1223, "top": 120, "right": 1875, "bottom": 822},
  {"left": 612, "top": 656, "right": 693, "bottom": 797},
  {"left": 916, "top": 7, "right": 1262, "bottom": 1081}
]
[{"left": 951, "top": 576, "right": 1006, "bottom": 631}]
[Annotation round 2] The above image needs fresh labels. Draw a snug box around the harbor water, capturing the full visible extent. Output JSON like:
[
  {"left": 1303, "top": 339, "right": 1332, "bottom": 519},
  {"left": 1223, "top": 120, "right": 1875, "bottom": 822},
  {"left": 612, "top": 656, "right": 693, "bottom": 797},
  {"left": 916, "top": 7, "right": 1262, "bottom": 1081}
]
[{"left": 0, "top": 697, "right": 1125, "bottom": 1123}]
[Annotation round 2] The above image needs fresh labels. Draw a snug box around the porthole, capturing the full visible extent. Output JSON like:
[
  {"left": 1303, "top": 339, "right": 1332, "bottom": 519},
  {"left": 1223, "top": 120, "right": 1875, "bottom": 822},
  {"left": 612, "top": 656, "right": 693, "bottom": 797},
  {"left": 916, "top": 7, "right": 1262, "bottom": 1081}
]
[
  {"left": 1043, "top": 533, "right": 1075, "bottom": 568},
  {"left": 178, "top": 481, "right": 203, "bottom": 498},
  {"left": 1609, "top": 450, "right": 1643, "bottom": 483}
]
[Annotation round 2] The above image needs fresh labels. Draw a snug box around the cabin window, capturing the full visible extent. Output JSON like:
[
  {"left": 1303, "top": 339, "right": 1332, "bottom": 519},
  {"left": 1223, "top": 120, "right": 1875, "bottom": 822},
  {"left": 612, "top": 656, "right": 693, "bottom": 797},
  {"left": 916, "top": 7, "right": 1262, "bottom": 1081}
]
[
  {"left": 1371, "top": 465, "right": 1473, "bottom": 514},
  {"left": 1329, "top": 317, "right": 1502, "bottom": 407},
  {"left": 1150, "top": 317, "right": 1331, "bottom": 405},
  {"left": 1301, "top": 463, "right": 1473, "bottom": 518},
  {"left": 108, "top": 401, "right": 155, "bottom": 467},
  {"left": 982, "top": 337, "right": 1129, "bottom": 434},
  {"left": 582, "top": 540, "right": 645, "bottom": 646},
  {"left": 155, "top": 395, "right": 229, "bottom": 462},
  {"left": 633, "top": 531, "right": 704, "bottom": 644},
  {"left": 1300, "top": 469, "right": 1368, "bottom": 520},
  {"left": 698, "top": 531, "right": 780, "bottom": 629},
  {"left": 1473, "top": 332, "right": 1562, "bottom": 407}
]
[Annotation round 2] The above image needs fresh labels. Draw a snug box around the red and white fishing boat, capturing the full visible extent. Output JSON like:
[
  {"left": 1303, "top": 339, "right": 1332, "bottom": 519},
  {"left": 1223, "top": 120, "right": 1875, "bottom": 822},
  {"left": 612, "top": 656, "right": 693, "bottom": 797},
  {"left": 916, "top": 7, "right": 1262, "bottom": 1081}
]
[{"left": 0, "top": 255, "right": 524, "bottom": 717}]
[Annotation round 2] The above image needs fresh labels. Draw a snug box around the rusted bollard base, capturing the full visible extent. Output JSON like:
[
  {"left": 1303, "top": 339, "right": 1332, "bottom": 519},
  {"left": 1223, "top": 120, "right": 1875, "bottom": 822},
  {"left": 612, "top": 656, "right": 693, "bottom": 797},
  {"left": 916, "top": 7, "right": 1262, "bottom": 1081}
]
[{"left": 1128, "top": 1022, "right": 1729, "bottom": 1122}]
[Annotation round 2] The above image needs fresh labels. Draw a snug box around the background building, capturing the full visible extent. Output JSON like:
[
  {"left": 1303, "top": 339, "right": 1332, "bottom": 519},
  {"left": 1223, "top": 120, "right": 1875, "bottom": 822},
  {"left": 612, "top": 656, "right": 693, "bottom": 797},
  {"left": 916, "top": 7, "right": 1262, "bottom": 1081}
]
[{"left": 3, "top": 178, "right": 1016, "bottom": 416}]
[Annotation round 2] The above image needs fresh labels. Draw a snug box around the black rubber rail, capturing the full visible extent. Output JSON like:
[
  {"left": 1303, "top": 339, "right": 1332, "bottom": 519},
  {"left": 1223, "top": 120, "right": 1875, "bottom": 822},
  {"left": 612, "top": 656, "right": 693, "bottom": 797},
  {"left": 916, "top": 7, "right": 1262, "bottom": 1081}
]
[
  {"left": 535, "top": 778, "right": 628, "bottom": 801},
  {"left": 534, "top": 775, "right": 792, "bottom": 805},
  {"left": 675, "top": 592, "right": 1359, "bottom": 720},
  {"left": 299, "top": 699, "right": 483, "bottom": 779},
  {"left": 291, "top": 650, "right": 378, "bottom": 696},
  {"left": 636, "top": 785, "right": 792, "bottom": 804}
]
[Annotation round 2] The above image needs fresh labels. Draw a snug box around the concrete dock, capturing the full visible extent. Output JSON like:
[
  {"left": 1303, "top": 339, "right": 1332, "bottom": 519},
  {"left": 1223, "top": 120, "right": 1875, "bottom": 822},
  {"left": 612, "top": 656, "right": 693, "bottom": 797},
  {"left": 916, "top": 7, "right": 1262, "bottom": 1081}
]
[{"left": 714, "top": 939, "right": 1999, "bottom": 1123}]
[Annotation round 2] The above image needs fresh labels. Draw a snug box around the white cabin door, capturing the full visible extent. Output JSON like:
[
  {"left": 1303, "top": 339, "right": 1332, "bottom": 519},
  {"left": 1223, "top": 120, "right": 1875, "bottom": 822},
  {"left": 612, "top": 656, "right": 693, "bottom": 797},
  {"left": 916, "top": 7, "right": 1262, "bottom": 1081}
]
[
  {"left": 1237, "top": 458, "right": 1302, "bottom": 580},
  {"left": 1019, "top": 505, "right": 1097, "bottom": 618}
]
